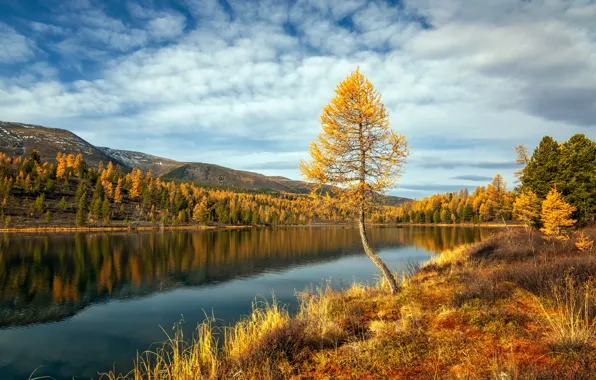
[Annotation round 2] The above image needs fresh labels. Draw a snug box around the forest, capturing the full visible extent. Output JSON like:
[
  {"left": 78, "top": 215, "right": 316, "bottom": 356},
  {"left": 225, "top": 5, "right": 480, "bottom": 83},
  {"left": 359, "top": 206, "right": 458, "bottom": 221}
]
[
  {"left": 0, "top": 133, "right": 593, "bottom": 230},
  {"left": 384, "top": 134, "right": 595, "bottom": 234}
]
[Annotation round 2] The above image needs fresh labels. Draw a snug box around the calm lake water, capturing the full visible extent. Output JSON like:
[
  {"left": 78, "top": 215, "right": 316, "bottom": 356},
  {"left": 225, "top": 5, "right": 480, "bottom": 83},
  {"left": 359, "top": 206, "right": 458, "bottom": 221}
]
[{"left": 0, "top": 226, "right": 496, "bottom": 379}]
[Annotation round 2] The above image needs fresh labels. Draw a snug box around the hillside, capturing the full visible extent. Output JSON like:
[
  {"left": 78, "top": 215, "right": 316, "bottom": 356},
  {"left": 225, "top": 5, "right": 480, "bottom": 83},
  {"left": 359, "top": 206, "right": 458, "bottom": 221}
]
[
  {"left": 98, "top": 147, "right": 181, "bottom": 176},
  {"left": 162, "top": 163, "right": 312, "bottom": 193},
  {"left": 0, "top": 120, "right": 410, "bottom": 204},
  {"left": 0, "top": 121, "right": 118, "bottom": 167}
]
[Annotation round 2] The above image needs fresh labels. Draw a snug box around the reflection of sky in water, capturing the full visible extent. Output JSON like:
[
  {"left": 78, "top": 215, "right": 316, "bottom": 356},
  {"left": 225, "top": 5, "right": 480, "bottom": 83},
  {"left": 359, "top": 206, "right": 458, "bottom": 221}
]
[{"left": 0, "top": 227, "right": 494, "bottom": 379}]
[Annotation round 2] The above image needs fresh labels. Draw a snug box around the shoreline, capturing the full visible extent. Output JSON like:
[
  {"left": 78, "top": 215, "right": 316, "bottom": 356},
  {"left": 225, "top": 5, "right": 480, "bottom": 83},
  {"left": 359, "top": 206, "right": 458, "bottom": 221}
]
[
  {"left": 100, "top": 227, "right": 596, "bottom": 379},
  {"left": 0, "top": 221, "right": 518, "bottom": 234}
]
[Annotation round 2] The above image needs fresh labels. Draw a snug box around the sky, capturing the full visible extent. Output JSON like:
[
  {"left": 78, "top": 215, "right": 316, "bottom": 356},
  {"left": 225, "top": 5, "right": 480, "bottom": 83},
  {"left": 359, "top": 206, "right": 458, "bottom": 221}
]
[{"left": 0, "top": 0, "right": 595, "bottom": 199}]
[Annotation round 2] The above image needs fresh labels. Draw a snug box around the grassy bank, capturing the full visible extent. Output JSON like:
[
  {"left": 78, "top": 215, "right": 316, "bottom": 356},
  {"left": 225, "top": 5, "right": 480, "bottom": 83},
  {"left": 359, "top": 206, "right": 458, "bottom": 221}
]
[{"left": 102, "top": 227, "right": 596, "bottom": 379}]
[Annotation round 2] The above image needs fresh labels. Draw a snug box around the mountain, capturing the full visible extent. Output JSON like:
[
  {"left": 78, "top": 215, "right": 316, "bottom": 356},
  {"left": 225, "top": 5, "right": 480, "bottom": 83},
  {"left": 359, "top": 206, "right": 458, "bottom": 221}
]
[
  {"left": 0, "top": 121, "right": 118, "bottom": 167},
  {"left": 0, "top": 120, "right": 410, "bottom": 204},
  {"left": 162, "top": 163, "right": 314, "bottom": 193},
  {"left": 98, "top": 147, "right": 181, "bottom": 176}
]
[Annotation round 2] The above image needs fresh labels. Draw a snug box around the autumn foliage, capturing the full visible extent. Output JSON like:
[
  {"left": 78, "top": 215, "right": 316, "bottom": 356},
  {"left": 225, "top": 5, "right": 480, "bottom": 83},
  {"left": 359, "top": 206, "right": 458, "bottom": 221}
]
[
  {"left": 301, "top": 68, "right": 409, "bottom": 294},
  {"left": 540, "top": 188, "right": 576, "bottom": 241}
]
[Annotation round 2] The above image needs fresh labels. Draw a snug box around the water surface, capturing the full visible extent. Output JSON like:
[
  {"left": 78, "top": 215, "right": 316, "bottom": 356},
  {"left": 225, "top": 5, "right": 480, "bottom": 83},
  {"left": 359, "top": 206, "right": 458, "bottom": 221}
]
[{"left": 0, "top": 226, "right": 495, "bottom": 379}]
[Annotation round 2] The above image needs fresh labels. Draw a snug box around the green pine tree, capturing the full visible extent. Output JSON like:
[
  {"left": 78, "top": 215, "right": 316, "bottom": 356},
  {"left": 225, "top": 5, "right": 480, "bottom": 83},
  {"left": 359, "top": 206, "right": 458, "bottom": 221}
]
[
  {"left": 558, "top": 134, "right": 596, "bottom": 225},
  {"left": 76, "top": 192, "right": 87, "bottom": 226},
  {"left": 521, "top": 136, "right": 561, "bottom": 199}
]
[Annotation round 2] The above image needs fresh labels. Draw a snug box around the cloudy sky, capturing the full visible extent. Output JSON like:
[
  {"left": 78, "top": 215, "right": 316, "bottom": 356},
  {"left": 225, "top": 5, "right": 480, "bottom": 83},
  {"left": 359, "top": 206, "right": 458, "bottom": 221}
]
[{"left": 1, "top": 0, "right": 595, "bottom": 199}]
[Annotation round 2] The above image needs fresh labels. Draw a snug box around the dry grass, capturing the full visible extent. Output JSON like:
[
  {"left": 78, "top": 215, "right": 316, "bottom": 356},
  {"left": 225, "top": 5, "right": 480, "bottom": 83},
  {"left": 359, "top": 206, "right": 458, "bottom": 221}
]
[
  {"left": 100, "top": 226, "right": 596, "bottom": 379},
  {"left": 538, "top": 275, "right": 596, "bottom": 351}
]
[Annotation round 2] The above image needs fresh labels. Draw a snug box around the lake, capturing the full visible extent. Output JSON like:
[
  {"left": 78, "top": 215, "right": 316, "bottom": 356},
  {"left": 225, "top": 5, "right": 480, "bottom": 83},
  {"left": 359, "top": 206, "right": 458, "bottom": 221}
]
[{"left": 0, "top": 226, "right": 496, "bottom": 379}]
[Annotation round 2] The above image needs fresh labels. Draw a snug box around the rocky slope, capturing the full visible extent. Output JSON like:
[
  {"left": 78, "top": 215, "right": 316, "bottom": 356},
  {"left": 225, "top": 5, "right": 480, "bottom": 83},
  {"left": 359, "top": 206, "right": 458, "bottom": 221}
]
[
  {"left": 98, "top": 147, "right": 181, "bottom": 176},
  {"left": 0, "top": 121, "right": 117, "bottom": 167}
]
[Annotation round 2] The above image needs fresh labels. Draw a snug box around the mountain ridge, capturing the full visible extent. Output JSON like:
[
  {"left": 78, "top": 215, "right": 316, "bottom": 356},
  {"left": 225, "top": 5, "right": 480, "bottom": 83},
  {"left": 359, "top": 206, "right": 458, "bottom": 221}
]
[{"left": 0, "top": 121, "right": 410, "bottom": 204}]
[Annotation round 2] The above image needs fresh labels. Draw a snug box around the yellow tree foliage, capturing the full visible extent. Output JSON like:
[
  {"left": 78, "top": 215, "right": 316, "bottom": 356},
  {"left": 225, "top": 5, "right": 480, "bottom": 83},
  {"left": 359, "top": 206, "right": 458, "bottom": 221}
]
[
  {"left": 56, "top": 152, "right": 67, "bottom": 179},
  {"left": 129, "top": 169, "right": 143, "bottom": 200},
  {"left": 540, "top": 188, "right": 576, "bottom": 240},
  {"left": 66, "top": 154, "right": 76, "bottom": 168},
  {"left": 513, "top": 190, "right": 540, "bottom": 228},
  {"left": 114, "top": 178, "right": 123, "bottom": 204},
  {"left": 575, "top": 232, "right": 594, "bottom": 253},
  {"left": 73, "top": 154, "right": 85, "bottom": 176},
  {"left": 300, "top": 68, "right": 409, "bottom": 294}
]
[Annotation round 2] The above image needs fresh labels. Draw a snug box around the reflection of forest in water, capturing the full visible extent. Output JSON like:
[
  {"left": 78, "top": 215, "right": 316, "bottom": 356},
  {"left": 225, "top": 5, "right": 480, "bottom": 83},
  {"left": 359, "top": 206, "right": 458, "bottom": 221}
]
[{"left": 0, "top": 227, "right": 494, "bottom": 327}]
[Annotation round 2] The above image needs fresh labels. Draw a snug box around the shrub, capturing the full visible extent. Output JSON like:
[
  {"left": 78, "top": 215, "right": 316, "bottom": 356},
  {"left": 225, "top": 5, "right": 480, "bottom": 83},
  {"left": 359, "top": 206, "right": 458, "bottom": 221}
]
[{"left": 575, "top": 232, "right": 594, "bottom": 253}]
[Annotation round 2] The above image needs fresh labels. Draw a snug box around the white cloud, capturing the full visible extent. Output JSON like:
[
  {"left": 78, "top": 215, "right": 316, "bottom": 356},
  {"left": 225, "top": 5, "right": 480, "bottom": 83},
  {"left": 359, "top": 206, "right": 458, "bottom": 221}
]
[
  {"left": 0, "top": 0, "right": 594, "bottom": 198},
  {"left": 0, "top": 23, "right": 37, "bottom": 63}
]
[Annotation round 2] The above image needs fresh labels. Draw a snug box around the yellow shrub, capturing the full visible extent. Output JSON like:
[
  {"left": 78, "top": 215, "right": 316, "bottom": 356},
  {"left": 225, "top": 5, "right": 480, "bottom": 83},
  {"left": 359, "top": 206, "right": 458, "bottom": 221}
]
[{"left": 575, "top": 232, "right": 594, "bottom": 253}]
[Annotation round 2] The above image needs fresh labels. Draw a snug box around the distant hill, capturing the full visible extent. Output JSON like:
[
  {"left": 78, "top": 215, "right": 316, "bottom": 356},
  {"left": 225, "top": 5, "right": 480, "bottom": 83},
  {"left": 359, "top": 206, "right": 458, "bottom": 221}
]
[
  {"left": 98, "top": 147, "right": 181, "bottom": 176},
  {"left": 0, "top": 121, "right": 118, "bottom": 167},
  {"left": 0, "top": 120, "right": 410, "bottom": 204},
  {"left": 162, "top": 163, "right": 314, "bottom": 193}
]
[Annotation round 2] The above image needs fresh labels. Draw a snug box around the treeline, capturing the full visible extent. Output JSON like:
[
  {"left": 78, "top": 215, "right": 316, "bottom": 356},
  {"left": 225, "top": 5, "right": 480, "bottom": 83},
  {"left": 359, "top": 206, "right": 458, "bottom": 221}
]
[
  {"left": 0, "top": 151, "right": 358, "bottom": 227},
  {"left": 518, "top": 134, "right": 595, "bottom": 226},
  {"left": 385, "top": 134, "right": 595, "bottom": 233},
  {"left": 378, "top": 174, "right": 512, "bottom": 224}
]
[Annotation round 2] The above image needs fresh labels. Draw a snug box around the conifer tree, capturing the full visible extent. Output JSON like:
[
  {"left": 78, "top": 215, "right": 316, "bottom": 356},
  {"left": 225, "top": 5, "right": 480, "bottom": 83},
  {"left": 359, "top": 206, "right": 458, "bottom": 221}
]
[
  {"left": 558, "top": 134, "right": 596, "bottom": 225},
  {"left": 56, "top": 153, "right": 67, "bottom": 179},
  {"left": 300, "top": 68, "right": 409, "bottom": 294},
  {"left": 540, "top": 188, "right": 576, "bottom": 241},
  {"left": 102, "top": 197, "right": 111, "bottom": 224},
  {"left": 521, "top": 136, "right": 561, "bottom": 199},
  {"left": 129, "top": 169, "right": 143, "bottom": 200},
  {"left": 59, "top": 196, "right": 67, "bottom": 211},
  {"left": 114, "top": 178, "right": 123, "bottom": 204},
  {"left": 513, "top": 191, "right": 540, "bottom": 229},
  {"left": 76, "top": 192, "right": 87, "bottom": 226}
]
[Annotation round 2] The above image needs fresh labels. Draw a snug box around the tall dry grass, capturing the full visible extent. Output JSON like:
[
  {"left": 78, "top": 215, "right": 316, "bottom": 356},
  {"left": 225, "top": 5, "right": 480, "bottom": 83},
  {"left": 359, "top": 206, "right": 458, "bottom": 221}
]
[
  {"left": 101, "top": 299, "right": 288, "bottom": 380},
  {"left": 538, "top": 275, "right": 596, "bottom": 351}
]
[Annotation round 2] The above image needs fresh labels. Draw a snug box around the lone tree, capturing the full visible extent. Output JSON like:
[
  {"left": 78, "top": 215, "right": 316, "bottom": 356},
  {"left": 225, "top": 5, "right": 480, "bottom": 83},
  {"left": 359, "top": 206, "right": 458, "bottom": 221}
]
[
  {"left": 300, "top": 68, "right": 409, "bottom": 294},
  {"left": 540, "top": 187, "right": 576, "bottom": 241}
]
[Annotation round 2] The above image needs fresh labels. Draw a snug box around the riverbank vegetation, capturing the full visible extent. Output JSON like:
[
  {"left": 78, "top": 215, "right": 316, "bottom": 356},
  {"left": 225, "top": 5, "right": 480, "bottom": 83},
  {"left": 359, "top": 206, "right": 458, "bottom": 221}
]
[
  {"left": 386, "top": 134, "right": 595, "bottom": 228},
  {"left": 0, "top": 133, "right": 592, "bottom": 230},
  {"left": 0, "top": 151, "right": 345, "bottom": 228},
  {"left": 102, "top": 226, "right": 595, "bottom": 379}
]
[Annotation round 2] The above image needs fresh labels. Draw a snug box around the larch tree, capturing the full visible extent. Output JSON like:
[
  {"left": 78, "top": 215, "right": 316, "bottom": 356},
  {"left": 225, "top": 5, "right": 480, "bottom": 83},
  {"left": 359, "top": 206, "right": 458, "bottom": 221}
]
[
  {"left": 540, "top": 187, "right": 576, "bottom": 241},
  {"left": 300, "top": 68, "right": 409, "bottom": 294},
  {"left": 514, "top": 144, "right": 530, "bottom": 183},
  {"left": 513, "top": 190, "right": 540, "bottom": 229},
  {"left": 114, "top": 178, "right": 123, "bottom": 204},
  {"left": 56, "top": 153, "right": 67, "bottom": 180},
  {"left": 487, "top": 174, "right": 510, "bottom": 227}
]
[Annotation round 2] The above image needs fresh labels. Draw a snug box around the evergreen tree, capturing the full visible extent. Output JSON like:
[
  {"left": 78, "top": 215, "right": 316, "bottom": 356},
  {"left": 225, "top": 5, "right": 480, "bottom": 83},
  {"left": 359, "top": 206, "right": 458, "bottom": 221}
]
[
  {"left": 59, "top": 196, "right": 67, "bottom": 211},
  {"left": 521, "top": 136, "right": 561, "bottom": 199},
  {"left": 102, "top": 197, "right": 111, "bottom": 224},
  {"left": 432, "top": 210, "right": 440, "bottom": 223},
  {"left": 558, "top": 134, "right": 596, "bottom": 226},
  {"left": 76, "top": 192, "right": 87, "bottom": 226}
]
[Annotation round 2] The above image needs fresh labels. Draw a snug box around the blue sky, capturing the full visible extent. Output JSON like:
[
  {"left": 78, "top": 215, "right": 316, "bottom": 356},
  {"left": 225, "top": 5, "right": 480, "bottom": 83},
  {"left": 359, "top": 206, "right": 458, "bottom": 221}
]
[{"left": 0, "top": 0, "right": 595, "bottom": 199}]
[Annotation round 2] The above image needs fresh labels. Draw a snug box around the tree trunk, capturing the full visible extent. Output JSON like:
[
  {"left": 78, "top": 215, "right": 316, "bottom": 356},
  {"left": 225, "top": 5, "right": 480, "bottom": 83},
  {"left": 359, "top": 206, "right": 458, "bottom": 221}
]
[
  {"left": 500, "top": 213, "right": 510, "bottom": 231},
  {"left": 358, "top": 210, "right": 399, "bottom": 295}
]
